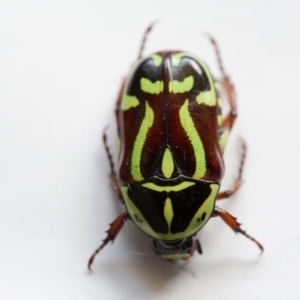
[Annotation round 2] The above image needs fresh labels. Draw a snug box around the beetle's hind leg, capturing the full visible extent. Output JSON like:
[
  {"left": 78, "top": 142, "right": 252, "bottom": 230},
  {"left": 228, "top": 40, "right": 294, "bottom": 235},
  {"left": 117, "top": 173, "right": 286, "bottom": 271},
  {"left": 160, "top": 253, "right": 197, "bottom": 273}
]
[
  {"left": 217, "top": 139, "right": 246, "bottom": 201},
  {"left": 213, "top": 206, "right": 264, "bottom": 252},
  {"left": 207, "top": 35, "right": 237, "bottom": 132},
  {"left": 137, "top": 21, "right": 157, "bottom": 60},
  {"left": 88, "top": 212, "right": 129, "bottom": 270}
]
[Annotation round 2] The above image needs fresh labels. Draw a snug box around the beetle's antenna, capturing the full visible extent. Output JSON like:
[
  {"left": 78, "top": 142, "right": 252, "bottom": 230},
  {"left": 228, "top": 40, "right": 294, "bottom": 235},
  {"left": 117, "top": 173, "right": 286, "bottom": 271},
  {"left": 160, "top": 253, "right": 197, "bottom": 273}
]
[{"left": 137, "top": 21, "right": 158, "bottom": 61}]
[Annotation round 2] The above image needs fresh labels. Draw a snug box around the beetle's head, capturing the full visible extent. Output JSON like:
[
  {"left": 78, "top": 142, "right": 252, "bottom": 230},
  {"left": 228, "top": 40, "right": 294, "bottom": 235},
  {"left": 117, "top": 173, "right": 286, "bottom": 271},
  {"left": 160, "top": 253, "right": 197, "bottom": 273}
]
[{"left": 152, "top": 237, "right": 196, "bottom": 259}]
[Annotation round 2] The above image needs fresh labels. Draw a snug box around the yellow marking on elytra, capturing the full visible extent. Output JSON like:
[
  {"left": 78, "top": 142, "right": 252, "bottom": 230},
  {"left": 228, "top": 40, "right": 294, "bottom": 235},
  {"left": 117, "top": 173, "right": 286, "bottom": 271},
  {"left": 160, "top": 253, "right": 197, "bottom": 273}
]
[
  {"left": 164, "top": 198, "right": 174, "bottom": 231},
  {"left": 162, "top": 148, "right": 174, "bottom": 178},
  {"left": 179, "top": 99, "right": 206, "bottom": 178},
  {"left": 218, "top": 128, "right": 229, "bottom": 152},
  {"left": 121, "top": 184, "right": 219, "bottom": 241},
  {"left": 151, "top": 54, "right": 163, "bottom": 66},
  {"left": 218, "top": 115, "right": 223, "bottom": 126},
  {"left": 140, "top": 78, "right": 163, "bottom": 94},
  {"left": 117, "top": 136, "right": 121, "bottom": 153},
  {"left": 121, "top": 95, "right": 140, "bottom": 111},
  {"left": 172, "top": 52, "right": 217, "bottom": 106},
  {"left": 131, "top": 101, "right": 154, "bottom": 181},
  {"left": 169, "top": 76, "right": 194, "bottom": 94},
  {"left": 195, "top": 57, "right": 217, "bottom": 106},
  {"left": 196, "top": 90, "right": 216, "bottom": 106},
  {"left": 142, "top": 181, "right": 195, "bottom": 192},
  {"left": 171, "top": 53, "right": 186, "bottom": 66},
  {"left": 218, "top": 98, "right": 222, "bottom": 107}
]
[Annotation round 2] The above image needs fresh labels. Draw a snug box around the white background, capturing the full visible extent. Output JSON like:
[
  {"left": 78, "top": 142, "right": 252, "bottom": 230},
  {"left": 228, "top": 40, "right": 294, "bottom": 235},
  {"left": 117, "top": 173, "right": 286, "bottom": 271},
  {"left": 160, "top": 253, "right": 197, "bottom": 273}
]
[{"left": 1, "top": 0, "right": 299, "bottom": 299}]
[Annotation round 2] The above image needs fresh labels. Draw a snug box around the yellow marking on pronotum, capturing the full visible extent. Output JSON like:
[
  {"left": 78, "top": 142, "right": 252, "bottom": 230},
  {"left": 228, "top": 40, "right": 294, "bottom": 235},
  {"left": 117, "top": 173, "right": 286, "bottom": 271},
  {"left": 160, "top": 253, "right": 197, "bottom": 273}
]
[
  {"left": 218, "top": 128, "right": 229, "bottom": 152},
  {"left": 164, "top": 198, "right": 174, "bottom": 231},
  {"left": 121, "top": 186, "right": 156, "bottom": 237},
  {"left": 179, "top": 99, "right": 206, "bottom": 178},
  {"left": 161, "top": 148, "right": 174, "bottom": 178},
  {"left": 191, "top": 183, "right": 219, "bottom": 228},
  {"left": 142, "top": 181, "right": 195, "bottom": 192},
  {"left": 131, "top": 101, "right": 154, "bottom": 181},
  {"left": 121, "top": 95, "right": 140, "bottom": 111},
  {"left": 151, "top": 54, "right": 163, "bottom": 67},
  {"left": 169, "top": 76, "right": 194, "bottom": 94},
  {"left": 121, "top": 184, "right": 219, "bottom": 241},
  {"left": 140, "top": 78, "right": 163, "bottom": 94}
]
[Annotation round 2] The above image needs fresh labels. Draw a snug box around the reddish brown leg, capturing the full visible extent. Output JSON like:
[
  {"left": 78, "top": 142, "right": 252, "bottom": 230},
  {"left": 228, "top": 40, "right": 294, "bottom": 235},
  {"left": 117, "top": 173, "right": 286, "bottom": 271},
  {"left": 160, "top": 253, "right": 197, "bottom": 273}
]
[
  {"left": 103, "top": 130, "right": 122, "bottom": 200},
  {"left": 213, "top": 206, "right": 264, "bottom": 252},
  {"left": 217, "top": 139, "right": 246, "bottom": 200},
  {"left": 88, "top": 212, "right": 129, "bottom": 270},
  {"left": 104, "top": 74, "right": 124, "bottom": 200},
  {"left": 137, "top": 21, "right": 157, "bottom": 60},
  {"left": 220, "top": 80, "right": 237, "bottom": 131},
  {"left": 207, "top": 35, "right": 237, "bottom": 131}
]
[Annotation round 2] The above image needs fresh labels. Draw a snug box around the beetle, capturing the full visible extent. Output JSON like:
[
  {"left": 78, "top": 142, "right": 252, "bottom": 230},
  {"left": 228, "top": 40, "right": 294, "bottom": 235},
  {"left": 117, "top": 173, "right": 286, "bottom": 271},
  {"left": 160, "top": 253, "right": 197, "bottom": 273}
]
[{"left": 88, "top": 24, "right": 263, "bottom": 269}]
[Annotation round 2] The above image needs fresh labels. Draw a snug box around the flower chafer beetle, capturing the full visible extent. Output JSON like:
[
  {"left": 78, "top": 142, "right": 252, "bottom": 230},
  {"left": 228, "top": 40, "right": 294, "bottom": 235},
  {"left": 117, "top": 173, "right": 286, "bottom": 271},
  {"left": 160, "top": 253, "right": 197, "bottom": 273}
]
[{"left": 88, "top": 24, "right": 263, "bottom": 269}]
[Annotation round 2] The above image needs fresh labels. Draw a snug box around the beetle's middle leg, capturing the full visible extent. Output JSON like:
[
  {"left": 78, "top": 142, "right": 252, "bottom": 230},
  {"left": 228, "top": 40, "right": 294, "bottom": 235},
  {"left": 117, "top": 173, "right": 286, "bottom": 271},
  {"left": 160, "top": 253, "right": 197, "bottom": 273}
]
[
  {"left": 103, "top": 130, "right": 123, "bottom": 201},
  {"left": 217, "top": 139, "right": 246, "bottom": 201},
  {"left": 104, "top": 78, "right": 126, "bottom": 202}
]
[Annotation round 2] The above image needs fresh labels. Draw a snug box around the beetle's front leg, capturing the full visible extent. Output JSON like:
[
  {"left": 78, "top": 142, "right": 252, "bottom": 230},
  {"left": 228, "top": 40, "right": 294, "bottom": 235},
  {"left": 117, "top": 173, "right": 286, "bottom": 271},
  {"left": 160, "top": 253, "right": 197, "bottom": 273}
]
[
  {"left": 88, "top": 212, "right": 129, "bottom": 270},
  {"left": 213, "top": 206, "right": 264, "bottom": 252}
]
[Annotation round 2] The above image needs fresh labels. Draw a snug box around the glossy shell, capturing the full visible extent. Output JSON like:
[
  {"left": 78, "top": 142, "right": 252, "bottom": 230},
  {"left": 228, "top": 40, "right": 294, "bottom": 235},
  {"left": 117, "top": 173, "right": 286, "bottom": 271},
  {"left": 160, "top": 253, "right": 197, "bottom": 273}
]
[
  {"left": 115, "top": 51, "right": 225, "bottom": 242},
  {"left": 117, "top": 51, "right": 224, "bottom": 184}
]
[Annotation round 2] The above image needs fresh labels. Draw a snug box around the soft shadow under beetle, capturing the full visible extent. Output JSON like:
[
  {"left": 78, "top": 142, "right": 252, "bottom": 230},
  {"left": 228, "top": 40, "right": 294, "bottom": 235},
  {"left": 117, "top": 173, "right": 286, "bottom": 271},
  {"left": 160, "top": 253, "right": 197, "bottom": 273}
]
[{"left": 88, "top": 24, "right": 263, "bottom": 269}]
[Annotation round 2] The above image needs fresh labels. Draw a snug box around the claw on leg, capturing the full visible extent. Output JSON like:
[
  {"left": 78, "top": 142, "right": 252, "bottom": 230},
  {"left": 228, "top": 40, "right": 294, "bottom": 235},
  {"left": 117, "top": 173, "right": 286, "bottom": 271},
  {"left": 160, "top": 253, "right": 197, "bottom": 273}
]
[
  {"left": 88, "top": 212, "right": 129, "bottom": 270},
  {"left": 213, "top": 206, "right": 264, "bottom": 252}
]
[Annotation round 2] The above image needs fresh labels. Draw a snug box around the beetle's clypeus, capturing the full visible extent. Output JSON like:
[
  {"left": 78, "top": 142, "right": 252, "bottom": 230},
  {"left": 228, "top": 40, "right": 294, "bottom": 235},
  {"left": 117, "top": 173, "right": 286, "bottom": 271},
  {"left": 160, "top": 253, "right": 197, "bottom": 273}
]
[{"left": 88, "top": 24, "right": 263, "bottom": 269}]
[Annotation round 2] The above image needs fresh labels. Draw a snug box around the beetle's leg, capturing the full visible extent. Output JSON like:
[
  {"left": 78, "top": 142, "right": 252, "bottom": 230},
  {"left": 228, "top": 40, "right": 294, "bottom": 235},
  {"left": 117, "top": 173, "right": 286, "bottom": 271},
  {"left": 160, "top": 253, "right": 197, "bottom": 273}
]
[
  {"left": 220, "top": 79, "right": 237, "bottom": 132},
  {"left": 206, "top": 35, "right": 227, "bottom": 79},
  {"left": 104, "top": 78, "right": 127, "bottom": 201},
  {"left": 207, "top": 35, "right": 237, "bottom": 132},
  {"left": 137, "top": 21, "right": 157, "bottom": 60},
  {"left": 103, "top": 130, "right": 123, "bottom": 200},
  {"left": 213, "top": 206, "right": 264, "bottom": 252},
  {"left": 88, "top": 212, "right": 129, "bottom": 270},
  {"left": 217, "top": 139, "right": 246, "bottom": 200}
]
